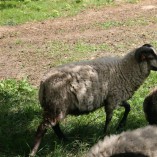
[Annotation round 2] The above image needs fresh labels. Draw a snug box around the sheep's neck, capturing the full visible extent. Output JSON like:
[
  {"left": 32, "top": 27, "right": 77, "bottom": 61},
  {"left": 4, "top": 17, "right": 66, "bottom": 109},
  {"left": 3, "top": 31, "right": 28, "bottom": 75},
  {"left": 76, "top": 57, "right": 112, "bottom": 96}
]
[{"left": 117, "top": 55, "right": 150, "bottom": 92}]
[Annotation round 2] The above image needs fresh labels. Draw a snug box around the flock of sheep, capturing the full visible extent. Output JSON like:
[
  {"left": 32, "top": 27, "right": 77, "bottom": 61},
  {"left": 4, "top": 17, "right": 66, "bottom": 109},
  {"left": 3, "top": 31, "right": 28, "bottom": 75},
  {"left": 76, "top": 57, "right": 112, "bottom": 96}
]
[{"left": 29, "top": 44, "right": 157, "bottom": 157}]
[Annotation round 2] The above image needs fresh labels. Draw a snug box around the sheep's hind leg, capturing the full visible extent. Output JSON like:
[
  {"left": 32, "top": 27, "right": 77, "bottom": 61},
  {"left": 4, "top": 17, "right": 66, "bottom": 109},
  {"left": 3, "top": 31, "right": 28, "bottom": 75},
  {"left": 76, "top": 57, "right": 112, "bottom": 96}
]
[
  {"left": 104, "top": 104, "right": 114, "bottom": 134},
  {"left": 117, "top": 101, "right": 130, "bottom": 130},
  {"left": 30, "top": 119, "right": 49, "bottom": 156},
  {"left": 52, "top": 123, "right": 67, "bottom": 141}
]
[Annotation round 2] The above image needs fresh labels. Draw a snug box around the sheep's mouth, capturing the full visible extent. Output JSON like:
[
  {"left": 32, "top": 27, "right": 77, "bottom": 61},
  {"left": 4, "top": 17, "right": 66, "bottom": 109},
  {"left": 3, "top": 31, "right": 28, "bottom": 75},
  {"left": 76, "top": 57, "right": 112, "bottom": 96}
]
[{"left": 151, "top": 65, "right": 157, "bottom": 71}]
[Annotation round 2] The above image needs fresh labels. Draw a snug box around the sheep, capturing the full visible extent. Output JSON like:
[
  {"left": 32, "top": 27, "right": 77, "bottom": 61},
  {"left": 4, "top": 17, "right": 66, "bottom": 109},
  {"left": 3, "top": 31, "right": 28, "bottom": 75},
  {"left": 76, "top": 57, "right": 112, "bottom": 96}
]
[
  {"left": 30, "top": 44, "right": 157, "bottom": 156},
  {"left": 87, "top": 125, "right": 157, "bottom": 157},
  {"left": 143, "top": 87, "right": 157, "bottom": 125}
]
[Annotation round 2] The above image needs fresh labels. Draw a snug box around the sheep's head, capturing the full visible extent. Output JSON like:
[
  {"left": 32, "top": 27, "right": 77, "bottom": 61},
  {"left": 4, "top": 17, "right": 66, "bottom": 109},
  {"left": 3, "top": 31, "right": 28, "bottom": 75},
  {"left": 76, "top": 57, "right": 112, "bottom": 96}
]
[{"left": 135, "top": 44, "right": 157, "bottom": 71}]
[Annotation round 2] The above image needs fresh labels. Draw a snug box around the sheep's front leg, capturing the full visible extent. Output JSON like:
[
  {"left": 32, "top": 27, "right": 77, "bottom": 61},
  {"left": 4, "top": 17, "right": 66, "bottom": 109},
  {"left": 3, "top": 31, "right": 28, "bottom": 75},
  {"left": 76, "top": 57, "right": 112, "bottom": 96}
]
[
  {"left": 117, "top": 101, "right": 130, "bottom": 130},
  {"left": 104, "top": 104, "right": 114, "bottom": 134},
  {"left": 30, "top": 120, "right": 49, "bottom": 156}
]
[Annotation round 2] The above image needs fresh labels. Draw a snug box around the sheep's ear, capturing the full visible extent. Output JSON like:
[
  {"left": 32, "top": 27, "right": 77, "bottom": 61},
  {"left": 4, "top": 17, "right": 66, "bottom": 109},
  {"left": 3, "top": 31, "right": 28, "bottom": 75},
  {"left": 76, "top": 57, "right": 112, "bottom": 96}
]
[
  {"left": 142, "top": 44, "right": 152, "bottom": 48},
  {"left": 135, "top": 46, "right": 155, "bottom": 62}
]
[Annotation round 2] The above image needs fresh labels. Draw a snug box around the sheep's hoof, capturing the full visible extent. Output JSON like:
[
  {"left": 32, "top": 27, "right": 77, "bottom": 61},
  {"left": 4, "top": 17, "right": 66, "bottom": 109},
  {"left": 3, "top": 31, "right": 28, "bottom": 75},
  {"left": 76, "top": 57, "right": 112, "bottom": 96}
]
[
  {"left": 103, "top": 128, "right": 109, "bottom": 136},
  {"left": 29, "top": 151, "right": 36, "bottom": 157},
  {"left": 116, "top": 123, "right": 125, "bottom": 131}
]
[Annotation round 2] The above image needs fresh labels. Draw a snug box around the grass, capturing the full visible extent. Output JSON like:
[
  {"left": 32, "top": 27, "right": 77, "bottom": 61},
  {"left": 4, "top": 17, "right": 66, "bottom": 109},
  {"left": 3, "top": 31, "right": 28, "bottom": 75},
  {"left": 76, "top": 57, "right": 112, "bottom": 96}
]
[
  {"left": 0, "top": 79, "right": 39, "bottom": 156},
  {"left": 46, "top": 41, "right": 111, "bottom": 67},
  {"left": 0, "top": 0, "right": 114, "bottom": 26},
  {"left": 0, "top": 71, "right": 156, "bottom": 156},
  {"left": 44, "top": 39, "right": 157, "bottom": 68},
  {"left": 99, "top": 17, "right": 156, "bottom": 29},
  {"left": 0, "top": 0, "right": 141, "bottom": 26}
]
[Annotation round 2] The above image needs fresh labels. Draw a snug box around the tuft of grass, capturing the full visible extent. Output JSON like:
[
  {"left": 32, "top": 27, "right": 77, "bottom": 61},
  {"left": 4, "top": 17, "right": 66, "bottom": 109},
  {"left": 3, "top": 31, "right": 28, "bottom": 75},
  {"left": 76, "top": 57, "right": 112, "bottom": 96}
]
[
  {"left": 151, "top": 41, "right": 157, "bottom": 48},
  {"left": 126, "top": 0, "right": 139, "bottom": 3}
]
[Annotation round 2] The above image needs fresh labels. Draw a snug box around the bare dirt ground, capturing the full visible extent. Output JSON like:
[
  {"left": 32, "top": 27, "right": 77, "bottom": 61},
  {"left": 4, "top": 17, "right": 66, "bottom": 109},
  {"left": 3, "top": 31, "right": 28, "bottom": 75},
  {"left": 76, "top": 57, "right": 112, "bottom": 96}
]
[{"left": 0, "top": 0, "right": 157, "bottom": 86}]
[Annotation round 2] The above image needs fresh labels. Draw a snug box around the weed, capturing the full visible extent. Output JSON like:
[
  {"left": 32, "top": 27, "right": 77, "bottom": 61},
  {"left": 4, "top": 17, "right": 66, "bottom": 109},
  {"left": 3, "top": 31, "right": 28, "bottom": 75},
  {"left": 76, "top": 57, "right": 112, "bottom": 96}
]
[
  {"left": 126, "top": 0, "right": 139, "bottom": 4},
  {"left": 15, "top": 39, "right": 22, "bottom": 45},
  {"left": 151, "top": 41, "right": 157, "bottom": 47}
]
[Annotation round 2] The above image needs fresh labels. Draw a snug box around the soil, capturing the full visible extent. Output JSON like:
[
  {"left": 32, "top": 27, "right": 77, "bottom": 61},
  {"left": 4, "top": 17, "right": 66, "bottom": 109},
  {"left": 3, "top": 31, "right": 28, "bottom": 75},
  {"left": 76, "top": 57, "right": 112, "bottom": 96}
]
[{"left": 0, "top": 0, "right": 157, "bottom": 86}]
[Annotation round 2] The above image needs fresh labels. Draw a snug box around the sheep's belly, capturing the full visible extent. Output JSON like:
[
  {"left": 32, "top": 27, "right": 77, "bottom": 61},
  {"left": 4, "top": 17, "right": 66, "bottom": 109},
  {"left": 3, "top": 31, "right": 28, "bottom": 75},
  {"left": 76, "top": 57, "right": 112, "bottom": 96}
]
[
  {"left": 70, "top": 82, "right": 104, "bottom": 112},
  {"left": 69, "top": 98, "right": 103, "bottom": 116}
]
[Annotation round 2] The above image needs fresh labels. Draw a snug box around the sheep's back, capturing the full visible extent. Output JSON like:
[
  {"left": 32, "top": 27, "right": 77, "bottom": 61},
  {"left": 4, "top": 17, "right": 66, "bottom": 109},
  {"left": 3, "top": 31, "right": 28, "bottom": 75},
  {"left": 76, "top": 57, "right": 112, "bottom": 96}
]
[
  {"left": 87, "top": 125, "right": 157, "bottom": 157},
  {"left": 39, "top": 62, "right": 111, "bottom": 114},
  {"left": 143, "top": 87, "right": 157, "bottom": 124}
]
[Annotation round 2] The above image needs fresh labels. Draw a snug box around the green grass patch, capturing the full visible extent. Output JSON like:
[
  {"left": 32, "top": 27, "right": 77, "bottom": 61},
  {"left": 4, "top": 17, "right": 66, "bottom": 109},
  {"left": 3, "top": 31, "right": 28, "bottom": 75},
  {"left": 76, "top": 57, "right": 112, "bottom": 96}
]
[
  {"left": 46, "top": 41, "right": 111, "bottom": 67},
  {"left": 151, "top": 40, "right": 157, "bottom": 47},
  {"left": 0, "top": 0, "right": 114, "bottom": 25},
  {"left": 99, "top": 17, "right": 151, "bottom": 29},
  {"left": 0, "top": 79, "right": 40, "bottom": 156},
  {"left": 125, "top": 0, "right": 139, "bottom": 3},
  {"left": 0, "top": 71, "right": 156, "bottom": 156},
  {"left": 0, "top": 0, "right": 141, "bottom": 26}
]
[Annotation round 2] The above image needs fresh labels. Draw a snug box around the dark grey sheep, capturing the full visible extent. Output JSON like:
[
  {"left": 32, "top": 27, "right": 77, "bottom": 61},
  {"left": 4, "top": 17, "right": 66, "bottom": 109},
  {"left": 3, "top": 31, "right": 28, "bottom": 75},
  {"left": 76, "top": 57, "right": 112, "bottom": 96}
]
[
  {"left": 30, "top": 44, "right": 157, "bottom": 156},
  {"left": 87, "top": 125, "right": 157, "bottom": 157},
  {"left": 143, "top": 87, "right": 157, "bottom": 125}
]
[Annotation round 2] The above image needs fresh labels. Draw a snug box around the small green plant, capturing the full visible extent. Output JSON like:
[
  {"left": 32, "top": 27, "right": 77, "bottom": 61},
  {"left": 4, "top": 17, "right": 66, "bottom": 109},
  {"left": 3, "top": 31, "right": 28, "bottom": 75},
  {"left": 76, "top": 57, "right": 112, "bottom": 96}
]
[
  {"left": 151, "top": 41, "right": 157, "bottom": 47},
  {"left": 126, "top": 0, "right": 139, "bottom": 3}
]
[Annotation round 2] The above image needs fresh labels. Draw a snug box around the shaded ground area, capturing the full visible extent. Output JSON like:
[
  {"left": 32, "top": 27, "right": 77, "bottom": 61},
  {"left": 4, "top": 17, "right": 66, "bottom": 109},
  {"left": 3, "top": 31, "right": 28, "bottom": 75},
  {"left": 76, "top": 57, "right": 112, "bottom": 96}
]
[{"left": 0, "top": 0, "right": 157, "bottom": 86}]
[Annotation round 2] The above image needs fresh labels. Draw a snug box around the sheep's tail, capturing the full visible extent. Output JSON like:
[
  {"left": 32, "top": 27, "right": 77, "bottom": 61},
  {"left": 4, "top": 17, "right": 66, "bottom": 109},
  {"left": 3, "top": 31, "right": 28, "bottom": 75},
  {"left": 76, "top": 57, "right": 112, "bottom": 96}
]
[{"left": 39, "top": 81, "right": 46, "bottom": 109}]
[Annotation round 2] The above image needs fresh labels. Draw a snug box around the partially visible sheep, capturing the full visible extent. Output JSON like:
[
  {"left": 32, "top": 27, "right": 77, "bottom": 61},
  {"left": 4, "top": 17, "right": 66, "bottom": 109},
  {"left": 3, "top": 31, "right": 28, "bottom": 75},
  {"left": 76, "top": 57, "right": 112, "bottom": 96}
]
[
  {"left": 30, "top": 44, "right": 157, "bottom": 156},
  {"left": 143, "top": 87, "right": 157, "bottom": 125},
  {"left": 87, "top": 125, "right": 157, "bottom": 157},
  {"left": 111, "top": 152, "right": 148, "bottom": 157}
]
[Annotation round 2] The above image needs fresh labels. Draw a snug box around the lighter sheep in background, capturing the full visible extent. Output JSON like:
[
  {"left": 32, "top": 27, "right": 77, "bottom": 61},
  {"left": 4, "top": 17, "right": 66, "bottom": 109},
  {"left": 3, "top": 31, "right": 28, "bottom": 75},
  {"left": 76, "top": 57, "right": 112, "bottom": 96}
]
[
  {"left": 143, "top": 87, "right": 157, "bottom": 125},
  {"left": 30, "top": 44, "right": 157, "bottom": 156},
  {"left": 87, "top": 125, "right": 157, "bottom": 157}
]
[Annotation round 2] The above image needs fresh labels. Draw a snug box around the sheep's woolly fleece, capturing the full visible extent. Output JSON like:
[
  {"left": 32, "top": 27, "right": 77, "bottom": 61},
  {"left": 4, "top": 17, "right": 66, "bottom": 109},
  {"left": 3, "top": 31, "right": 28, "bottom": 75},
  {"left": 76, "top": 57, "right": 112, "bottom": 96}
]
[
  {"left": 87, "top": 125, "right": 157, "bottom": 157},
  {"left": 147, "top": 87, "right": 157, "bottom": 103},
  {"left": 143, "top": 87, "right": 157, "bottom": 125}
]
